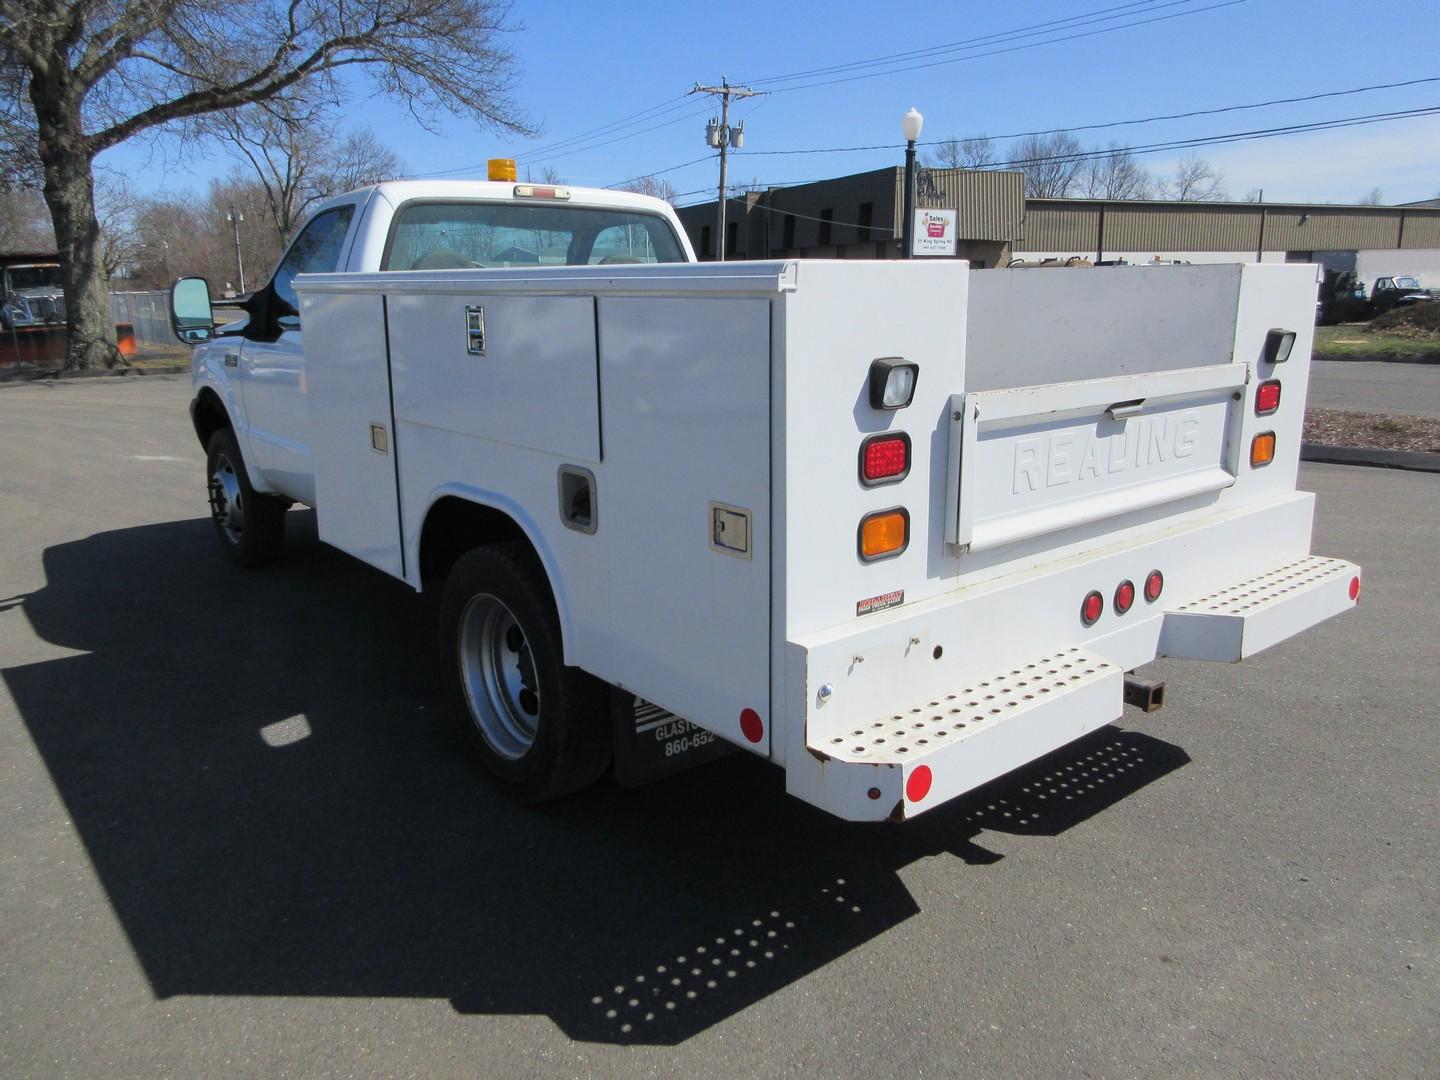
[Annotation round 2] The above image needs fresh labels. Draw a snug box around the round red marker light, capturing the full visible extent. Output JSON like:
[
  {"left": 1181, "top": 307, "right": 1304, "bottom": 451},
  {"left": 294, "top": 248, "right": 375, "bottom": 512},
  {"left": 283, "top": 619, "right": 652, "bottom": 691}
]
[
  {"left": 1114, "top": 579, "right": 1136, "bottom": 615},
  {"left": 1145, "top": 569, "right": 1164, "bottom": 603},
  {"left": 739, "top": 708, "right": 764, "bottom": 743},
  {"left": 1081, "top": 590, "right": 1104, "bottom": 626},
  {"left": 906, "top": 766, "right": 932, "bottom": 803},
  {"left": 1349, "top": 576, "right": 1360, "bottom": 601}
]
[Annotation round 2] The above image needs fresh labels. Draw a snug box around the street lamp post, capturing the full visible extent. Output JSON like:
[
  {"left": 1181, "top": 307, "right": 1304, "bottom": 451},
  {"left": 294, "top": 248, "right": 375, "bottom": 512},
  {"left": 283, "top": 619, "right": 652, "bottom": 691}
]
[
  {"left": 226, "top": 208, "right": 246, "bottom": 294},
  {"left": 900, "top": 107, "right": 924, "bottom": 259}
]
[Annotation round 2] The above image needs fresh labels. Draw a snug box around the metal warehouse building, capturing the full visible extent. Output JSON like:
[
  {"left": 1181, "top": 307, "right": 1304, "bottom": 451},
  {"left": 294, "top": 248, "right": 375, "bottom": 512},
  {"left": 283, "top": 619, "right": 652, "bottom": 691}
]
[{"left": 677, "top": 166, "right": 1440, "bottom": 286}]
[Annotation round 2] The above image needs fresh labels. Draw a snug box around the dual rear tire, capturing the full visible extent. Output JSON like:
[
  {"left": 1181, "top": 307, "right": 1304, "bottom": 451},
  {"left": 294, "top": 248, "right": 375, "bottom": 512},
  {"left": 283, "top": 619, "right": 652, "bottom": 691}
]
[{"left": 438, "top": 543, "right": 612, "bottom": 802}]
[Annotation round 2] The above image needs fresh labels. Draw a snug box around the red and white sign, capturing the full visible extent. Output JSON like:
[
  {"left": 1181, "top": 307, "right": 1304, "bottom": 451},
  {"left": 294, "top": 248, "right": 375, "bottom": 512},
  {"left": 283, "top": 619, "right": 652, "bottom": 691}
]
[{"left": 912, "top": 209, "right": 957, "bottom": 257}]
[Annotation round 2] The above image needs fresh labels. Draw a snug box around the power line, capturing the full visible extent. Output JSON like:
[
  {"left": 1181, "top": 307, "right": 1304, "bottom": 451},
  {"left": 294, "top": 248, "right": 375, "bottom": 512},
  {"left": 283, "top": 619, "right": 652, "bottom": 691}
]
[
  {"left": 750, "top": 0, "right": 1247, "bottom": 95},
  {"left": 720, "top": 75, "right": 1440, "bottom": 160},
  {"left": 673, "top": 104, "right": 1440, "bottom": 215},
  {"left": 744, "top": 0, "right": 1182, "bottom": 86}
]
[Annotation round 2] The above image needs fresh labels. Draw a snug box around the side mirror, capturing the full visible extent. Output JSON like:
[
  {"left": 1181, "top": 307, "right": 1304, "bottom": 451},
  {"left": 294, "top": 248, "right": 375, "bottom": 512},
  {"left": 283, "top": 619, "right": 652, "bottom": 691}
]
[{"left": 170, "top": 276, "right": 215, "bottom": 343}]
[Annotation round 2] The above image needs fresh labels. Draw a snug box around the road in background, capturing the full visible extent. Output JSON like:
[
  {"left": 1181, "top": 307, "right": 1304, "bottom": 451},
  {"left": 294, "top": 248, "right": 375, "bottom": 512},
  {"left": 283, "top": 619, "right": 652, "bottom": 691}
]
[
  {"left": 1309, "top": 357, "right": 1440, "bottom": 418},
  {"left": 1, "top": 378, "right": 1435, "bottom": 1078}
]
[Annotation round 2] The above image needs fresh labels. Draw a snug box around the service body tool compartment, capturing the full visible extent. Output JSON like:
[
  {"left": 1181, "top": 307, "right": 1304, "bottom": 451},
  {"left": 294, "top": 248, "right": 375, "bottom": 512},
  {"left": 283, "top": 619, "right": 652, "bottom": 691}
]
[{"left": 303, "top": 290, "right": 405, "bottom": 577}]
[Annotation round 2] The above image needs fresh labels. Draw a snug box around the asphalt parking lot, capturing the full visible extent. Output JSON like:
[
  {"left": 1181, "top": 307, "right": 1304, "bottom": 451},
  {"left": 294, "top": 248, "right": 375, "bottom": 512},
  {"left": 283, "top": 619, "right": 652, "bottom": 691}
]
[
  {"left": 1, "top": 376, "right": 1436, "bottom": 1079},
  {"left": 1309, "top": 357, "right": 1440, "bottom": 418}
]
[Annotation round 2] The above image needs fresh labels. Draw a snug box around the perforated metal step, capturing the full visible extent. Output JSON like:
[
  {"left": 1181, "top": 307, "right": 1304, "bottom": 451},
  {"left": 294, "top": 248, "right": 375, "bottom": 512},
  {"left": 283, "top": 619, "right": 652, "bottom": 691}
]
[
  {"left": 1160, "top": 554, "right": 1359, "bottom": 662},
  {"left": 817, "top": 647, "right": 1118, "bottom": 765},
  {"left": 1175, "top": 555, "right": 1354, "bottom": 616}
]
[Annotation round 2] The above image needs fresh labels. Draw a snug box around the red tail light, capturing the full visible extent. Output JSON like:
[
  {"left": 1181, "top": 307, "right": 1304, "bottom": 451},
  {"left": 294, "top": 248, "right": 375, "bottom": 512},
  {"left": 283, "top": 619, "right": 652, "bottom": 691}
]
[
  {"left": 1144, "top": 569, "right": 1164, "bottom": 602},
  {"left": 1256, "top": 380, "right": 1281, "bottom": 415},
  {"left": 1081, "top": 591, "right": 1104, "bottom": 626},
  {"left": 860, "top": 432, "right": 911, "bottom": 485},
  {"left": 1114, "top": 579, "right": 1136, "bottom": 614}
]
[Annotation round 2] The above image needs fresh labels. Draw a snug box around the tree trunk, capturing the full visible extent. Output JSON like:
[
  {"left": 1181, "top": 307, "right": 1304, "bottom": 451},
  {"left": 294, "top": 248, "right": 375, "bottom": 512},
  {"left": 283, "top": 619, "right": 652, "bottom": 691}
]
[{"left": 30, "top": 74, "right": 120, "bottom": 370}]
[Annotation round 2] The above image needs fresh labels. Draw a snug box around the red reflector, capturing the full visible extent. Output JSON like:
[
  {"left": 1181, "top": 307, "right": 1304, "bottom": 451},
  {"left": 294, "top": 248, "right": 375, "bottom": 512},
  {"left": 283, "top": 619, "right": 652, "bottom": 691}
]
[
  {"left": 1145, "top": 569, "right": 1164, "bottom": 602},
  {"left": 740, "top": 708, "right": 764, "bottom": 743},
  {"left": 1256, "top": 380, "right": 1282, "bottom": 415},
  {"left": 1349, "top": 576, "right": 1360, "bottom": 601},
  {"left": 859, "top": 432, "right": 911, "bottom": 485},
  {"left": 1081, "top": 590, "right": 1104, "bottom": 626},
  {"left": 1115, "top": 579, "right": 1136, "bottom": 614},
  {"left": 906, "top": 766, "right": 933, "bottom": 802}
]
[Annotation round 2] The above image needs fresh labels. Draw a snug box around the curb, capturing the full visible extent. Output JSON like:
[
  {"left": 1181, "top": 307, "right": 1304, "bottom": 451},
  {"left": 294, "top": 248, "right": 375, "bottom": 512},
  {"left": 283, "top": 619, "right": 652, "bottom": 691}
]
[
  {"left": 0, "top": 364, "right": 188, "bottom": 386},
  {"left": 1301, "top": 443, "right": 1440, "bottom": 473}
]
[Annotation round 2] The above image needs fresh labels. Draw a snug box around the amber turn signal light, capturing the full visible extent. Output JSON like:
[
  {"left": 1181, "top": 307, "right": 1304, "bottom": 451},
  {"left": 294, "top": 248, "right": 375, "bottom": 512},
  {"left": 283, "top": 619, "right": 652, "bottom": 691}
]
[
  {"left": 1251, "top": 431, "right": 1276, "bottom": 468},
  {"left": 859, "top": 509, "right": 909, "bottom": 561}
]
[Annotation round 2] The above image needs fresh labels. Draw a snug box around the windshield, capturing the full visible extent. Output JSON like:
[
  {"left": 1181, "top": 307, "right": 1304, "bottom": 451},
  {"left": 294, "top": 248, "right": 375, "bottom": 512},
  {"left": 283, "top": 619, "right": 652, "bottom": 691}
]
[
  {"left": 1395, "top": 277, "right": 1421, "bottom": 289},
  {"left": 382, "top": 201, "right": 685, "bottom": 271},
  {"left": 7, "top": 266, "right": 62, "bottom": 291}
]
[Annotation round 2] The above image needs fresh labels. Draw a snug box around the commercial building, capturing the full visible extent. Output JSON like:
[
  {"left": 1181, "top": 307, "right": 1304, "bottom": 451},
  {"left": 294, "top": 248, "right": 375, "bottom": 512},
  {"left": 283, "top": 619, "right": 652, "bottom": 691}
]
[{"left": 676, "top": 166, "right": 1440, "bottom": 287}]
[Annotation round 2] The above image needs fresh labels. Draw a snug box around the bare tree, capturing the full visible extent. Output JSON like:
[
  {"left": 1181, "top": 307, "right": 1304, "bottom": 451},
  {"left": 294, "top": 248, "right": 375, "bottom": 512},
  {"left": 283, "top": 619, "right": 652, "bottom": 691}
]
[
  {"left": 1160, "top": 153, "right": 1227, "bottom": 201},
  {"left": 1012, "top": 132, "right": 1085, "bottom": 198},
  {"left": 1241, "top": 188, "right": 1263, "bottom": 203},
  {"left": 622, "top": 175, "right": 679, "bottom": 204},
  {"left": 94, "top": 175, "right": 145, "bottom": 279},
  {"left": 924, "top": 135, "right": 996, "bottom": 170},
  {"left": 1, "top": 0, "right": 527, "bottom": 369},
  {"left": 321, "top": 129, "right": 404, "bottom": 196},
  {"left": 1356, "top": 187, "right": 1384, "bottom": 206},
  {"left": 0, "top": 186, "right": 50, "bottom": 250},
  {"left": 215, "top": 104, "right": 404, "bottom": 243},
  {"left": 1077, "top": 143, "right": 1153, "bottom": 199}
]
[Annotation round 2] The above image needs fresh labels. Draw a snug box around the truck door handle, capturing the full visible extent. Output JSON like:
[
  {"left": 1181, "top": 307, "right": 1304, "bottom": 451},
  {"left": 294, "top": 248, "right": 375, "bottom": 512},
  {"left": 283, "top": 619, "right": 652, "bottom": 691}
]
[
  {"left": 224, "top": 353, "right": 239, "bottom": 367},
  {"left": 1106, "top": 398, "right": 1145, "bottom": 420}
]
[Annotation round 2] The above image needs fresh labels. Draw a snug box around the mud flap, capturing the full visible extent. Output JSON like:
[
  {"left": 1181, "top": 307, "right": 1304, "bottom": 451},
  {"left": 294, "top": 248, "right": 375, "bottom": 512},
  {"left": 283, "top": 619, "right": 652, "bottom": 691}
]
[{"left": 611, "top": 691, "right": 735, "bottom": 787}]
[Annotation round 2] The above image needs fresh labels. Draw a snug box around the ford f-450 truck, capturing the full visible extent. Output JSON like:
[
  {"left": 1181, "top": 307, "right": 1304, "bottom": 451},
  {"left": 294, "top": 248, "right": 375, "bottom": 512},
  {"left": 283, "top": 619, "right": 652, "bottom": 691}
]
[{"left": 171, "top": 171, "right": 1358, "bottom": 821}]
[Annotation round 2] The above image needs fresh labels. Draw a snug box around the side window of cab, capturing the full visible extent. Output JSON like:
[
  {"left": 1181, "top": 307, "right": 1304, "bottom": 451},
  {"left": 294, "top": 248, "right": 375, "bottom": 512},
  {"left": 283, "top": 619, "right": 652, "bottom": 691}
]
[{"left": 271, "top": 204, "right": 357, "bottom": 313}]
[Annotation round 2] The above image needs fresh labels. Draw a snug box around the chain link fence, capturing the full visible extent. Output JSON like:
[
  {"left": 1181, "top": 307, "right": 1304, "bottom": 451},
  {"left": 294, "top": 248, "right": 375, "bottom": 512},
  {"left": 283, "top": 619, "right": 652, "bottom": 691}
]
[{"left": 109, "top": 291, "right": 173, "bottom": 347}]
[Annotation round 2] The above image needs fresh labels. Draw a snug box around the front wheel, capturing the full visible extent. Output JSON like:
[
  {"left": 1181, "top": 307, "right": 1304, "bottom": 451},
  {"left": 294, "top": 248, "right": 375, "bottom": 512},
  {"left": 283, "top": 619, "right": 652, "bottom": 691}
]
[
  {"left": 205, "top": 428, "right": 286, "bottom": 567},
  {"left": 439, "top": 542, "right": 611, "bottom": 802}
]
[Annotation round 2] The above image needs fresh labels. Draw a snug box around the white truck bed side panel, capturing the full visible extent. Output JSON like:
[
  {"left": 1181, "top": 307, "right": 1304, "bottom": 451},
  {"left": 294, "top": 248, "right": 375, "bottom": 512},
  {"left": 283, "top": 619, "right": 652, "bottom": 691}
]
[
  {"left": 779, "top": 261, "right": 970, "bottom": 639},
  {"left": 585, "top": 296, "right": 773, "bottom": 754},
  {"left": 303, "top": 291, "right": 404, "bottom": 577},
  {"left": 387, "top": 293, "right": 601, "bottom": 463}
]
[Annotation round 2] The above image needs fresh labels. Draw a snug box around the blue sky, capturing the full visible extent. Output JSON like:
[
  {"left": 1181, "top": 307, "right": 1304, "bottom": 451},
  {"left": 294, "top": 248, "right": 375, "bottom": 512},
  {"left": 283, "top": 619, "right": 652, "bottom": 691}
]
[{"left": 102, "top": 0, "right": 1440, "bottom": 206}]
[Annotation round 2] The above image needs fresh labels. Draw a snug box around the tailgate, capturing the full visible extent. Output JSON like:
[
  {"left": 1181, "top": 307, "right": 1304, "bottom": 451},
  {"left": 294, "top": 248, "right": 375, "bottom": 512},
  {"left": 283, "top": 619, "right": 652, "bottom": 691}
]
[{"left": 944, "top": 362, "right": 1248, "bottom": 552}]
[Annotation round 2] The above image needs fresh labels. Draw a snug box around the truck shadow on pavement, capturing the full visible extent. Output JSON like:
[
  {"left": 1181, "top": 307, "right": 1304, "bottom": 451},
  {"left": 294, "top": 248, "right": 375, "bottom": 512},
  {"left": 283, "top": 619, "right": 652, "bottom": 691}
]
[{"left": 4, "top": 513, "right": 1190, "bottom": 1046}]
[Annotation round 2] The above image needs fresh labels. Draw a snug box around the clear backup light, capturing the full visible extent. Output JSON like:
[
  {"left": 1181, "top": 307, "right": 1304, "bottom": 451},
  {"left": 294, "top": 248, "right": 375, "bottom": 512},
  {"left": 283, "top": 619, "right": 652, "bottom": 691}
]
[
  {"left": 1263, "top": 328, "right": 1296, "bottom": 364},
  {"left": 869, "top": 357, "right": 919, "bottom": 410}
]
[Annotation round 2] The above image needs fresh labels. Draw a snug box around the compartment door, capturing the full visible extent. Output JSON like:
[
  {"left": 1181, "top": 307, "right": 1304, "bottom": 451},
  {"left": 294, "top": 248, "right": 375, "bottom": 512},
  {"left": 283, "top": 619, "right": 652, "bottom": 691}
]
[{"left": 305, "top": 291, "right": 404, "bottom": 577}]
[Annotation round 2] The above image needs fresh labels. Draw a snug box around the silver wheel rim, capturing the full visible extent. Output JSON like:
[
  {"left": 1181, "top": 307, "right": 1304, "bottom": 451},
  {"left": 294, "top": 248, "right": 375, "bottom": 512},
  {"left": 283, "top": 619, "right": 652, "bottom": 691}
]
[
  {"left": 208, "top": 452, "right": 245, "bottom": 544},
  {"left": 457, "top": 593, "right": 541, "bottom": 760}
]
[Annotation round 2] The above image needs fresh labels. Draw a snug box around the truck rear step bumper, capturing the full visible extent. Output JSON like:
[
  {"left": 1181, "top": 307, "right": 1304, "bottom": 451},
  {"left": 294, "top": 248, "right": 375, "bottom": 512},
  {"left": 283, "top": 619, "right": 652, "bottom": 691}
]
[
  {"left": 1158, "top": 555, "right": 1360, "bottom": 662},
  {"left": 792, "top": 554, "right": 1359, "bottom": 821}
]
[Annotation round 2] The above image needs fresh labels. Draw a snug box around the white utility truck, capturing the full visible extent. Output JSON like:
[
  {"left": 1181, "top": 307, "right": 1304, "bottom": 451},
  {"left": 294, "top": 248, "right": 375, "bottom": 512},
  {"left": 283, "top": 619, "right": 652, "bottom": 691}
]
[{"left": 172, "top": 169, "right": 1359, "bottom": 821}]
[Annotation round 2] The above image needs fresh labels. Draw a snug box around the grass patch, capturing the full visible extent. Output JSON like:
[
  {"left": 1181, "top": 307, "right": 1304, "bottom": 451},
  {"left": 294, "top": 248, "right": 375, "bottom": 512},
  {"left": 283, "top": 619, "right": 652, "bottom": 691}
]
[{"left": 1313, "top": 325, "right": 1440, "bottom": 360}]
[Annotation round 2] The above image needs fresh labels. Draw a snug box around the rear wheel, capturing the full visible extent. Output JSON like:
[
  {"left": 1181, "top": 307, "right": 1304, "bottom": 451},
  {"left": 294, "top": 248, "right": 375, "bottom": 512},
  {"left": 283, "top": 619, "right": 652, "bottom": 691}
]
[
  {"left": 440, "top": 542, "right": 611, "bottom": 801},
  {"left": 205, "top": 428, "right": 286, "bottom": 567}
]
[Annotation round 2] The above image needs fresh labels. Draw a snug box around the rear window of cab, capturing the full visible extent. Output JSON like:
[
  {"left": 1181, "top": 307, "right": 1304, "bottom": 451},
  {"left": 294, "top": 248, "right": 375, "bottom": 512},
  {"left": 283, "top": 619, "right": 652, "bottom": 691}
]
[{"left": 382, "top": 201, "right": 686, "bottom": 270}]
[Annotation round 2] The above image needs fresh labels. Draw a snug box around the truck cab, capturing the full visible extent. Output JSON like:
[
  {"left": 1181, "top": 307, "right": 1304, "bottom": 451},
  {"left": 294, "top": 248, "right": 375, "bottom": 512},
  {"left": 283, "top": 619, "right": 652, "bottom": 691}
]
[{"left": 187, "top": 178, "right": 694, "bottom": 508}]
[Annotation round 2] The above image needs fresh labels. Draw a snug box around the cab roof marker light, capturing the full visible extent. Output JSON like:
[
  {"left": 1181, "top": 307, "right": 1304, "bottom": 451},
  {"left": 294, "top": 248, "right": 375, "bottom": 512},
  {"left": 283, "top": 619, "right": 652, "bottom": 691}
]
[
  {"left": 869, "top": 358, "right": 919, "bottom": 410},
  {"left": 514, "top": 184, "right": 572, "bottom": 200},
  {"left": 487, "top": 158, "right": 517, "bottom": 181},
  {"left": 1263, "top": 328, "right": 1296, "bottom": 365}
]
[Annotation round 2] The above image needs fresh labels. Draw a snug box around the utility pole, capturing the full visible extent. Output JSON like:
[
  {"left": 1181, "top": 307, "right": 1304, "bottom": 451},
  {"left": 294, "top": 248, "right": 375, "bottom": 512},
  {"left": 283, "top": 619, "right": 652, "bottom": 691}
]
[
  {"left": 692, "top": 77, "right": 760, "bottom": 261},
  {"left": 226, "top": 208, "right": 246, "bottom": 294}
]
